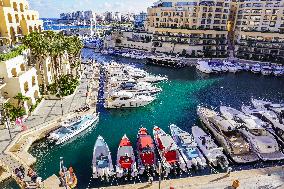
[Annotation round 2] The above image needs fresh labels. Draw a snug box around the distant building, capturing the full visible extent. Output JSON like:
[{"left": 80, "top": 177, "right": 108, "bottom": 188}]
[
  {"left": 234, "top": 0, "right": 284, "bottom": 63},
  {"left": 134, "top": 12, "right": 147, "bottom": 28},
  {"left": 114, "top": 12, "right": 122, "bottom": 22}
]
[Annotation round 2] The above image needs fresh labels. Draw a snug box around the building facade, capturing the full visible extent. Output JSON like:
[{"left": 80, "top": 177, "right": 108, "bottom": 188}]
[
  {"left": 0, "top": 50, "right": 41, "bottom": 114},
  {"left": 0, "top": 0, "right": 43, "bottom": 45},
  {"left": 234, "top": 0, "right": 284, "bottom": 63}
]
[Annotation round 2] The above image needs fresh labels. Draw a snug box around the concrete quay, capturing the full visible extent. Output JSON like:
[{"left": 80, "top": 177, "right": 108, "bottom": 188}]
[
  {"left": 0, "top": 62, "right": 100, "bottom": 188},
  {"left": 102, "top": 166, "right": 284, "bottom": 189}
]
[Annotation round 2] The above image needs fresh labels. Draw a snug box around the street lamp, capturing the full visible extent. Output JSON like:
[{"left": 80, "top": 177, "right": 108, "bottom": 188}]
[{"left": 0, "top": 105, "right": 12, "bottom": 140}]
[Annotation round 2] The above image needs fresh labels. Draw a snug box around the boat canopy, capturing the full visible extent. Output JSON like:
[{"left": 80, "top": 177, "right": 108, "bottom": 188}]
[
  {"left": 119, "top": 137, "right": 132, "bottom": 147},
  {"left": 139, "top": 135, "right": 154, "bottom": 149}
]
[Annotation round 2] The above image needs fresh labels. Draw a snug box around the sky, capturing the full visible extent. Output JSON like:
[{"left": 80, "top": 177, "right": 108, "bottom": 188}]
[{"left": 29, "top": 0, "right": 156, "bottom": 18}]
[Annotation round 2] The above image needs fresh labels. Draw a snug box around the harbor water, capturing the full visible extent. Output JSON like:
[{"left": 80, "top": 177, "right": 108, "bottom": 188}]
[{"left": 4, "top": 49, "right": 284, "bottom": 188}]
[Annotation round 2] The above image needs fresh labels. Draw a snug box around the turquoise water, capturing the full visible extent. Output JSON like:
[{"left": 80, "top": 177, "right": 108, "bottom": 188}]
[{"left": 5, "top": 49, "right": 284, "bottom": 188}]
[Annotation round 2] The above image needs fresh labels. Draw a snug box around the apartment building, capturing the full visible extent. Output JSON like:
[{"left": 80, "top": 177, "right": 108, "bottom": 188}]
[
  {"left": 234, "top": 0, "right": 284, "bottom": 63},
  {"left": 0, "top": 0, "right": 43, "bottom": 46},
  {"left": 0, "top": 50, "right": 41, "bottom": 114},
  {"left": 112, "top": 0, "right": 232, "bottom": 57}
]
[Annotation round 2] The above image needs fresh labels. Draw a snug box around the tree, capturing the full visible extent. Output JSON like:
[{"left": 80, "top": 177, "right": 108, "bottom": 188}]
[{"left": 13, "top": 93, "right": 30, "bottom": 107}]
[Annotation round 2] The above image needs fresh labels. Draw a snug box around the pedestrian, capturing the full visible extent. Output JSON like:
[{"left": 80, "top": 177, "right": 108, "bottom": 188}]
[
  {"left": 227, "top": 167, "right": 232, "bottom": 176},
  {"left": 19, "top": 165, "right": 25, "bottom": 176}
]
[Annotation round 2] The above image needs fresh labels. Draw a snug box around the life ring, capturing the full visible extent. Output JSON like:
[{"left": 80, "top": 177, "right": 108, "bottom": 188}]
[{"left": 65, "top": 167, "right": 78, "bottom": 189}]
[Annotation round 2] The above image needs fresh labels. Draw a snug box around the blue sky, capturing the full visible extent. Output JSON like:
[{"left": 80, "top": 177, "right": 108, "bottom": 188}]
[{"left": 29, "top": 0, "right": 156, "bottom": 18}]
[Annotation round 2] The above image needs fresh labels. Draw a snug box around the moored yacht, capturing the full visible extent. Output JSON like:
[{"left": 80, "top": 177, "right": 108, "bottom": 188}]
[
  {"left": 191, "top": 126, "right": 229, "bottom": 169},
  {"left": 196, "top": 60, "right": 214, "bottom": 74},
  {"left": 251, "top": 64, "right": 261, "bottom": 74},
  {"left": 136, "top": 128, "right": 157, "bottom": 175},
  {"left": 220, "top": 106, "right": 284, "bottom": 161},
  {"left": 241, "top": 105, "right": 284, "bottom": 144},
  {"left": 153, "top": 126, "right": 187, "bottom": 176},
  {"left": 48, "top": 113, "right": 99, "bottom": 145},
  {"left": 105, "top": 91, "right": 155, "bottom": 109},
  {"left": 261, "top": 65, "right": 273, "bottom": 76},
  {"left": 93, "top": 136, "right": 114, "bottom": 180},
  {"left": 252, "top": 99, "right": 284, "bottom": 120},
  {"left": 273, "top": 65, "right": 284, "bottom": 76},
  {"left": 116, "top": 135, "right": 138, "bottom": 178},
  {"left": 223, "top": 61, "right": 238, "bottom": 73},
  {"left": 197, "top": 106, "right": 259, "bottom": 163},
  {"left": 170, "top": 124, "right": 207, "bottom": 169},
  {"left": 120, "top": 81, "right": 162, "bottom": 95}
]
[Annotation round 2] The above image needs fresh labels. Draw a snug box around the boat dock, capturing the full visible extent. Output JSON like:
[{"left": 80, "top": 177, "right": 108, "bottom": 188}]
[
  {"left": 102, "top": 166, "right": 284, "bottom": 189},
  {"left": 0, "top": 62, "right": 100, "bottom": 188}
]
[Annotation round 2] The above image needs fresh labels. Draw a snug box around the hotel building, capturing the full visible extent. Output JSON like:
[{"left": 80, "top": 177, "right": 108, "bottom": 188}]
[
  {"left": 0, "top": 0, "right": 43, "bottom": 46},
  {"left": 234, "top": 0, "right": 284, "bottom": 63},
  {"left": 145, "top": 0, "right": 232, "bottom": 57}
]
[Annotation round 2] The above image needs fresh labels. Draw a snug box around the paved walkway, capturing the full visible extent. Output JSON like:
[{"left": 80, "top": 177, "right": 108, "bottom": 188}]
[{"left": 103, "top": 166, "right": 284, "bottom": 189}]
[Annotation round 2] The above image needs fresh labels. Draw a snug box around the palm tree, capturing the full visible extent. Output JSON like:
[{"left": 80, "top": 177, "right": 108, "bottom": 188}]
[
  {"left": 13, "top": 93, "right": 30, "bottom": 107},
  {"left": 23, "top": 32, "right": 49, "bottom": 94}
]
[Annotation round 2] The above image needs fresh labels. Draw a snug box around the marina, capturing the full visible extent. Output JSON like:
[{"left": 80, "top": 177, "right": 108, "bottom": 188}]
[{"left": 7, "top": 50, "right": 281, "bottom": 189}]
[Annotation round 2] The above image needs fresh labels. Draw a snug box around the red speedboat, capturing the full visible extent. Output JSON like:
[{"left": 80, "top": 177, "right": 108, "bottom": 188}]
[
  {"left": 116, "top": 135, "right": 138, "bottom": 178},
  {"left": 153, "top": 126, "right": 186, "bottom": 176},
  {"left": 137, "top": 128, "right": 156, "bottom": 174}
]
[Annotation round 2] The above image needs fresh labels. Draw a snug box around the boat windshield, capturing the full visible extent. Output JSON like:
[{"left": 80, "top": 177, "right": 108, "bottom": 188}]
[
  {"left": 250, "top": 129, "right": 267, "bottom": 136},
  {"left": 96, "top": 155, "right": 109, "bottom": 168}
]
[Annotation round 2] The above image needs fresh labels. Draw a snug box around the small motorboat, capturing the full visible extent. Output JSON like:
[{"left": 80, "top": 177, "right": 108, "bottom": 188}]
[
  {"left": 136, "top": 128, "right": 157, "bottom": 175},
  {"left": 153, "top": 126, "right": 187, "bottom": 177},
  {"left": 251, "top": 64, "right": 261, "bottom": 73},
  {"left": 48, "top": 113, "right": 99, "bottom": 145},
  {"left": 192, "top": 126, "right": 229, "bottom": 169},
  {"left": 116, "top": 135, "right": 138, "bottom": 178},
  {"left": 261, "top": 65, "right": 273, "bottom": 76},
  {"left": 170, "top": 124, "right": 207, "bottom": 169},
  {"left": 93, "top": 136, "right": 114, "bottom": 180}
]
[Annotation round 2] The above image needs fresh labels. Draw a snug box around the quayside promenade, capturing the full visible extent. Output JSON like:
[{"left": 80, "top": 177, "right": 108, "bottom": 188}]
[
  {"left": 103, "top": 166, "right": 284, "bottom": 189},
  {"left": 0, "top": 62, "right": 100, "bottom": 188}
]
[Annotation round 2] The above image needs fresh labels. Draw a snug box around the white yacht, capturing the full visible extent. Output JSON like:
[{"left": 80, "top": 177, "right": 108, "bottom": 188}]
[
  {"left": 48, "top": 113, "right": 99, "bottom": 145},
  {"left": 210, "top": 62, "right": 222, "bottom": 73},
  {"left": 116, "top": 135, "right": 138, "bottom": 178},
  {"left": 105, "top": 91, "right": 155, "bottom": 109},
  {"left": 261, "top": 65, "right": 273, "bottom": 76},
  {"left": 242, "top": 64, "right": 251, "bottom": 71},
  {"left": 196, "top": 60, "right": 214, "bottom": 74},
  {"left": 93, "top": 136, "right": 114, "bottom": 180},
  {"left": 192, "top": 126, "right": 229, "bottom": 169},
  {"left": 223, "top": 61, "right": 238, "bottom": 73},
  {"left": 242, "top": 105, "right": 284, "bottom": 143},
  {"left": 170, "top": 124, "right": 207, "bottom": 169},
  {"left": 137, "top": 75, "right": 168, "bottom": 83},
  {"left": 251, "top": 64, "right": 261, "bottom": 73},
  {"left": 197, "top": 106, "right": 259, "bottom": 163},
  {"left": 252, "top": 99, "right": 284, "bottom": 124},
  {"left": 220, "top": 106, "right": 284, "bottom": 161},
  {"left": 119, "top": 81, "right": 162, "bottom": 95}
]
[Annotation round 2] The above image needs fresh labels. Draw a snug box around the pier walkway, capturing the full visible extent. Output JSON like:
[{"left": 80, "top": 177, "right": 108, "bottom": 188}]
[
  {"left": 0, "top": 63, "right": 100, "bottom": 187},
  {"left": 103, "top": 166, "right": 284, "bottom": 189}
]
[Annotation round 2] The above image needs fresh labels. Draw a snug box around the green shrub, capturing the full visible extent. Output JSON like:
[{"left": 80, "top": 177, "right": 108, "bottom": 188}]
[{"left": 0, "top": 45, "right": 27, "bottom": 61}]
